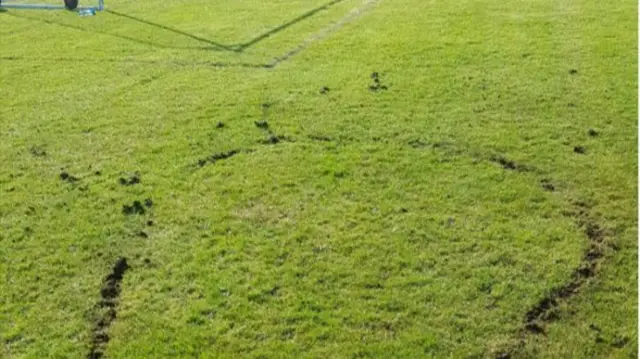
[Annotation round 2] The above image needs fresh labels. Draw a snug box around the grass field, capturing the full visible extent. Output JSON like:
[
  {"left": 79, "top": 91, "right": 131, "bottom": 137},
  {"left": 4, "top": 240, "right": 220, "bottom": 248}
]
[{"left": 0, "top": 0, "right": 637, "bottom": 358}]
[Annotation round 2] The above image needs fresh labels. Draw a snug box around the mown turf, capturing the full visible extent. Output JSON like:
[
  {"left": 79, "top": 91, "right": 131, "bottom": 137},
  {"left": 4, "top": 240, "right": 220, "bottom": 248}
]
[{"left": 0, "top": 0, "right": 636, "bottom": 358}]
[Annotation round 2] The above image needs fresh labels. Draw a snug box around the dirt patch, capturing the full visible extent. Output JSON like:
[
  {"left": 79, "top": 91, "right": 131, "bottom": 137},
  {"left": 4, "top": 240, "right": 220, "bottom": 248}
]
[
  {"left": 489, "top": 156, "right": 530, "bottom": 172},
  {"left": 60, "top": 171, "right": 79, "bottom": 184},
  {"left": 369, "top": 72, "right": 389, "bottom": 92},
  {"left": 523, "top": 244, "right": 601, "bottom": 335},
  {"left": 260, "top": 134, "right": 294, "bottom": 145},
  {"left": 197, "top": 150, "right": 240, "bottom": 167},
  {"left": 262, "top": 134, "right": 281, "bottom": 145},
  {"left": 119, "top": 173, "right": 140, "bottom": 186},
  {"left": 309, "top": 135, "right": 332, "bottom": 142},
  {"left": 87, "top": 257, "right": 130, "bottom": 359},
  {"left": 255, "top": 104, "right": 272, "bottom": 130},
  {"left": 29, "top": 146, "right": 47, "bottom": 157},
  {"left": 250, "top": 106, "right": 296, "bottom": 145},
  {"left": 122, "top": 200, "right": 146, "bottom": 215},
  {"left": 497, "top": 200, "right": 609, "bottom": 358},
  {"left": 255, "top": 120, "right": 269, "bottom": 130},
  {"left": 100, "top": 258, "right": 129, "bottom": 304},
  {"left": 541, "top": 179, "right": 555, "bottom": 192}
]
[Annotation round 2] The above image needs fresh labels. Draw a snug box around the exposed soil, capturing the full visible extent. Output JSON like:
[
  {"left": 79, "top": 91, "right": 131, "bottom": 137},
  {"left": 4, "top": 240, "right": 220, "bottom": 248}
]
[
  {"left": 100, "top": 258, "right": 129, "bottom": 304},
  {"left": 369, "top": 71, "right": 389, "bottom": 92},
  {"left": 29, "top": 146, "right": 47, "bottom": 157},
  {"left": 122, "top": 200, "right": 146, "bottom": 215},
  {"left": 309, "top": 135, "right": 333, "bottom": 142},
  {"left": 541, "top": 179, "right": 555, "bottom": 192},
  {"left": 87, "top": 257, "right": 130, "bottom": 359},
  {"left": 496, "top": 199, "right": 609, "bottom": 358},
  {"left": 252, "top": 110, "right": 294, "bottom": 145},
  {"left": 197, "top": 150, "right": 240, "bottom": 167},
  {"left": 260, "top": 134, "right": 294, "bottom": 145},
  {"left": 489, "top": 156, "right": 530, "bottom": 172},
  {"left": 119, "top": 173, "right": 140, "bottom": 186},
  {"left": 60, "top": 171, "right": 79, "bottom": 183},
  {"left": 369, "top": 84, "right": 388, "bottom": 91},
  {"left": 255, "top": 120, "right": 270, "bottom": 130},
  {"left": 263, "top": 134, "right": 281, "bottom": 144}
]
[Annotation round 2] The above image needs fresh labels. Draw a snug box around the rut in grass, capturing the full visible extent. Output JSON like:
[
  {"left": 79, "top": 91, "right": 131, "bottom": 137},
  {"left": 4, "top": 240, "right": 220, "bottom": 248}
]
[{"left": 87, "top": 257, "right": 130, "bottom": 359}]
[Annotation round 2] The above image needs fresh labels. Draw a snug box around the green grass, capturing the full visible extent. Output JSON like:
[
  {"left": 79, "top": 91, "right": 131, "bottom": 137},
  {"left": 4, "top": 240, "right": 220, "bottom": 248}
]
[{"left": 0, "top": 0, "right": 636, "bottom": 358}]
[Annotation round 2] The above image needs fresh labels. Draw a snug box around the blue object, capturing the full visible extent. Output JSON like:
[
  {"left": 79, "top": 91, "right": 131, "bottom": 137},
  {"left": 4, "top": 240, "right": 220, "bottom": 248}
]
[
  {"left": 0, "top": 0, "right": 103, "bottom": 13},
  {"left": 78, "top": 8, "right": 95, "bottom": 16}
]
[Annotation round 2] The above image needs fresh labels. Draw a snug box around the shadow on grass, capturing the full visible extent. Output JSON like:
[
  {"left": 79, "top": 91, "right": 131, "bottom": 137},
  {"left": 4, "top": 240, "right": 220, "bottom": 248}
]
[
  {"left": 1, "top": 0, "right": 371, "bottom": 68},
  {"left": 3, "top": 0, "right": 348, "bottom": 54},
  {"left": 5, "top": 11, "right": 222, "bottom": 51},
  {"left": 0, "top": 55, "right": 271, "bottom": 69},
  {"left": 233, "top": 0, "right": 346, "bottom": 51},
  {"left": 105, "top": 0, "right": 346, "bottom": 52},
  {"left": 104, "top": 9, "right": 234, "bottom": 51}
]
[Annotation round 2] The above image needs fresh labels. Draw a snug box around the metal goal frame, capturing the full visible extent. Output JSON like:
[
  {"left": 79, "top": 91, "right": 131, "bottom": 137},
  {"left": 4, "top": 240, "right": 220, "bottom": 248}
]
[{"left": 0, "top": 0, "right": 104, "bottom": 12}]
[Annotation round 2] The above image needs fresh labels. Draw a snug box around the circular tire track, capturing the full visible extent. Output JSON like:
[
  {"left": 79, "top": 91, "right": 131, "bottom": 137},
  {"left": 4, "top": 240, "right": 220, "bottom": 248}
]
[
  {"left": 197, "top": 132, "right": 612, "bottom": 355},
  {"left": 405, "top": 139, "right": 613, "bottom": 358},
  {"left": 82, "top": 133, "right": 611, "bottom": 357}
]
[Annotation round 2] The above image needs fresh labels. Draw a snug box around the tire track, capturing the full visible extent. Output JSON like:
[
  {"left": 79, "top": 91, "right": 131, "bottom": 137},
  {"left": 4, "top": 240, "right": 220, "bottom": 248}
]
[{"left": 87, "top": 257, "right": 130, "bottom": 359}]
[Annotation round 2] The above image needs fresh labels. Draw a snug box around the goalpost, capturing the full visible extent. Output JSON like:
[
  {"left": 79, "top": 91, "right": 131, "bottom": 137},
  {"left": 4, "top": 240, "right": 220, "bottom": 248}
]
[{"left": 0, "top": 0, "right": 104, "bottom": 12}]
